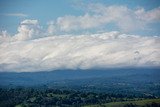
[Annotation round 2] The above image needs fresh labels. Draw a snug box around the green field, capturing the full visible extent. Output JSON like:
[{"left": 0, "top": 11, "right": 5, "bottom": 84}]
[{"left": 84, "top": 99, "right": 160, "bottom": 107}]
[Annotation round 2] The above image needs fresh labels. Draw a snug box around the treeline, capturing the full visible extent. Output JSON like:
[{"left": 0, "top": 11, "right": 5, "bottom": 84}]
[
  {"left": 0, "top": 88, "right": 157, "bottom": 107},
  {"left": 123, "top": 102, "right": 160, "bottom": 107}
]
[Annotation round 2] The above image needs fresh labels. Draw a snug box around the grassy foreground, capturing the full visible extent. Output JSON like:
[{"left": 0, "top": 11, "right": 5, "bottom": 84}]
[{"left": 84, "top": 98, "right": 160, "bottom": 107}]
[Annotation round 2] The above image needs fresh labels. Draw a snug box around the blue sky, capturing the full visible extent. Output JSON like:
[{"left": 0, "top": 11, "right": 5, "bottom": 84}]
[{"left": 0, "top": 0, "right": 160, "bottom": 36}]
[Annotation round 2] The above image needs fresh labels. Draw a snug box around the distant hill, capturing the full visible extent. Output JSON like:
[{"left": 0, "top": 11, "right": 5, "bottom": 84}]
[
  {"left": 0, "top": 68, "right": 159, "bottom": 86},
  {"left": 0, "top": 68, "right": 160, "bottom": 96}
]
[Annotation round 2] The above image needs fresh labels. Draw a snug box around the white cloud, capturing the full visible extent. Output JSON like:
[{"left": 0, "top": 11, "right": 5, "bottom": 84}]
[
  {"left": 0, "top": 31, "right": 159, "bottom": 72},
  {"left": 56, "top": 14, "right": 104, "bottom": 32},
  {"left": 47, "top": 21, "right": 57, "bottom": 35},
  {"left": 3, "top": 13, "right": 28, "bottom": 17},
  {"left": 0, "top": 31, "right": 12, "bottom": 43},
  {"left": 135, "top": 7, "right": 160, "bottom": 22},
  {"left": 53, "top": 4, "right": 160, "bottom": 32},
  {"left": 14, "top": 19, "right": 42, "bottom": 41},
  {"left": 0, "top": 19, "right": 43, "bottom": 42}
]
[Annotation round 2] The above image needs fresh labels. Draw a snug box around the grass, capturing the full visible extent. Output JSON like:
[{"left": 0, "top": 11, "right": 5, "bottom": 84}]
[{"left": 84, "top": 98, "right": 160, "bottom": 107}]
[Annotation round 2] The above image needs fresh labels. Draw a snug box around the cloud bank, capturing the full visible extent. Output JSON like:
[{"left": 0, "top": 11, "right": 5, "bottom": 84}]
[
  {"left": 0, "top": 3, "right": 160, "bottom": 72},
  {"left": 0, "top": 31, "right": 160, "bottom": 72}
]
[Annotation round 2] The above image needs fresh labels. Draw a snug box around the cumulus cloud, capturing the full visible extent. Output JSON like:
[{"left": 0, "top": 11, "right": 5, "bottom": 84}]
[
  {"left": 14, "top": 19, "right": 43, "bottom": 41},
  {"left": 0, "top": 19, "right": 43, "bottom": 43},
  {"left": 0, "top": 30, "right": 11, "bottom": 43},
  {"left": 47, "top": 21, "right": 57, "bottom": 35},
  {"left": 53, "top": 4, "right": 160, "bottom": 32},
  {"left": 0, "top": 31, "right": 159, "bottom": 72}
]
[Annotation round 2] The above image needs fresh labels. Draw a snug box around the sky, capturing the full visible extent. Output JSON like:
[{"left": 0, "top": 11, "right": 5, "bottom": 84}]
[
  {"left": 0, "top": 0, "right": 160, "bottom": 35},
  {"left": 0, "top": 0, "right": 160, "bottom": 72}
]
